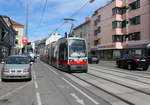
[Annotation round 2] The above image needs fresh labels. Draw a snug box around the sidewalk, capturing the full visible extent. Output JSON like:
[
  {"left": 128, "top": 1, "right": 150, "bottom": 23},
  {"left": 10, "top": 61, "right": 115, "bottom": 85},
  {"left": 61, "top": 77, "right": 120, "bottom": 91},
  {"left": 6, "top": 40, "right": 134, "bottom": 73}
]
[{"left": 98, "top": 60, "right": 116, "bottom": 67}]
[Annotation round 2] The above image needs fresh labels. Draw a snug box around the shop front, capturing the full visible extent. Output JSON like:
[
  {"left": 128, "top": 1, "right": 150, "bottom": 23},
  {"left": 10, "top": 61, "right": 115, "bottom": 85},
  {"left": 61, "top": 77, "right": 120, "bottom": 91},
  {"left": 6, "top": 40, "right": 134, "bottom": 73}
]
[
  {"left": 122, "top": 43, "right": 149, "bottom": 57},
  {"left": 91, "top": 43, "right": 150, "bottom": 60}
]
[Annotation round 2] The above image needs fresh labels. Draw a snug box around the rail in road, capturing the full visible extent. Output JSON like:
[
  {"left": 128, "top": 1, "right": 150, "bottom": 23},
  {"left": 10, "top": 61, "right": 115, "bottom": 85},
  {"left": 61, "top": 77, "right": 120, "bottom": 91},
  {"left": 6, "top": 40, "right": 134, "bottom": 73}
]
[
  {"left": 89, "top": 67, "right": 150, "bottom": 85},
  {"left": 39, "top": 61, "right": 150, "bottom": 105},
  {"left": 90, "top": 64, "right": 150, "bottom": 78}
]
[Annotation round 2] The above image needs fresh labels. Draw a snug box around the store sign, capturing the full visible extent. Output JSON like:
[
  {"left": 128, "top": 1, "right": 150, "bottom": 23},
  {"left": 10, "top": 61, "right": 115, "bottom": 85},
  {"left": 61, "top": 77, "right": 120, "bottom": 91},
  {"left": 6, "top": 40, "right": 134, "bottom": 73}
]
[{"left": 22, "top": 36, "right": 28, "bottom": 45}]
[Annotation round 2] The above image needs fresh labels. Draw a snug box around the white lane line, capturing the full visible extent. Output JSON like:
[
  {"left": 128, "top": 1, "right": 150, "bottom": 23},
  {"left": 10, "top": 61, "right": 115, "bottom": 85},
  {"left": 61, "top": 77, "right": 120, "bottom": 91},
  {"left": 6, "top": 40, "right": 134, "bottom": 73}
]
[
  {"left": 0, "top": 82, "right": 31, "bottom": 100},
  {"left": 0, "top": 79, "right": 1, "bottom": 82},
  {"left": 33, "top": 73, "right": 38, "bottom": 89},
  {"left": 62, "top": 77, "right": 99, "bottom": 105},
  {"left": 33, "top": 73, "right": 37, "bottom": 80},
  {"left": 34, "top": 81, "right": 38, "bottom": 89},
  {"left": 70, "top": 93, "right": 84, "bottom": 105},
  {"left": 49, "top": 68, "right": 59, "bottom": 75},
  {"left": 36, "top": 92, "right": 42, "bottom": 105}
]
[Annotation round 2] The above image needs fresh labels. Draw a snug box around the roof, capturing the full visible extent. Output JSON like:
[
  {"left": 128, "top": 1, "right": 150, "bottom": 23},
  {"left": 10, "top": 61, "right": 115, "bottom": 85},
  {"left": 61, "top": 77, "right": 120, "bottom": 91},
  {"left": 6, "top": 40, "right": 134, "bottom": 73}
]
[
  {"left": 10, "top": 55, "right": 28, "bottom": 57},
  {"left": 92, "top": 0, "right": 114, "bottom": 16},
  {"left": 11, "top": 19, "right": 24, "bottom": 26},
  {"left": 0, "top": 15, "right": 9, "bottom": 18}
]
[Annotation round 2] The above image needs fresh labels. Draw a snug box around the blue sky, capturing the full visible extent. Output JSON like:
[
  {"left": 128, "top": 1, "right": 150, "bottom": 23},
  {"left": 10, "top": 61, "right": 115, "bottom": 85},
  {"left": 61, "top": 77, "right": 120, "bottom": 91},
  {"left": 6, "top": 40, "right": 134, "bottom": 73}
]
[{"left": 0, "top": 0, "right": 110, "bottom": 41}]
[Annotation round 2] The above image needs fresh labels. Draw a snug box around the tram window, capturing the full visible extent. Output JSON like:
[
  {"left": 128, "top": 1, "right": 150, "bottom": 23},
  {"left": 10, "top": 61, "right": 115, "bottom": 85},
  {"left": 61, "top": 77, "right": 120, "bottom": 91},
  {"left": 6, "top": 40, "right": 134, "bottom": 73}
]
[
  {"left": 69, "top": 39, "right": 86, "bottom": 57},
  {"left": 59, "top": 43, "right": 68, "bottom": 61}
]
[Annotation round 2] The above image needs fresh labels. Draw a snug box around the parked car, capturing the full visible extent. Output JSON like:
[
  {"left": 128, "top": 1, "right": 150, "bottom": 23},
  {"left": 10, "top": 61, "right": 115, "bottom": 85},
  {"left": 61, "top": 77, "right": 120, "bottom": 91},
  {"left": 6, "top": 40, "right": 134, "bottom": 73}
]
[
  {"left": 88, "top": 55, "right": 99, "bottom": 64},
  {"left": 1, "top": 55, "right": 32, "bottom": 81},
  {"left": 28, "top": 52, "right": 35, "bottom": 62},
  {"left": 116, "top": 54, "right": 150, "bottom": 70}
]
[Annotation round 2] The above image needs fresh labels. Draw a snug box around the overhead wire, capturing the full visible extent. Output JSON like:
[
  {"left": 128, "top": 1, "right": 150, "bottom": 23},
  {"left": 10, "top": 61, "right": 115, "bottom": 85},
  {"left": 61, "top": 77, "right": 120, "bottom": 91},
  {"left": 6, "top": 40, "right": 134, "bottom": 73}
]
[
  {"left": 51, "top": 0, "right": 94, "bottom": 34},
  {"left": 33, "top": 0, "right": 48, "bottom": 33},
  {"left": 37, "top": 0, "right": 48, "bottom": 27}
]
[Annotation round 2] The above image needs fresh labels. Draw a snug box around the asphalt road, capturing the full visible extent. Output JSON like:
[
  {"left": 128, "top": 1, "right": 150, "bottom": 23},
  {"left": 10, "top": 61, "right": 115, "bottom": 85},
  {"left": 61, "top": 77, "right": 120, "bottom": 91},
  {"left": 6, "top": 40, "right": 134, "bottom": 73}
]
[
  {"left": 0, "top": 60, "right": 109, "bottom": 105},
  {"left": 0, "top": 60, "right": 150, "bottom": 105}
]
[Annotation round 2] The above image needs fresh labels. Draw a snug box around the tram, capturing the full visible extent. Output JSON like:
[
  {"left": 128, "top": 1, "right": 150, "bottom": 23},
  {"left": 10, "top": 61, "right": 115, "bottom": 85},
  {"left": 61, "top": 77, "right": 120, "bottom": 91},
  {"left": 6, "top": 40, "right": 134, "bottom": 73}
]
[{"left": 47, "top": 37, "right": 88, "bottom": 72}]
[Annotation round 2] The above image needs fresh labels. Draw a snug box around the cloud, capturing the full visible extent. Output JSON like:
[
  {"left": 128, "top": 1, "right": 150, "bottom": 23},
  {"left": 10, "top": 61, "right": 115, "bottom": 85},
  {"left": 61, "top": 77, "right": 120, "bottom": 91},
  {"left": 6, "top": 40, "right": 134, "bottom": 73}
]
[{"left": 0, "top": 0, "right": 111, "bottom": 41}]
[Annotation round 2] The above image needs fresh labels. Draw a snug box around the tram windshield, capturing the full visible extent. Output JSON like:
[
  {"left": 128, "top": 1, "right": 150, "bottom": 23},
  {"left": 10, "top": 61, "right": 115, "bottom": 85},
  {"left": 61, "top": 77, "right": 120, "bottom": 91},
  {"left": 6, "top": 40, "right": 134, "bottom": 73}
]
[{"left": 69, "top": 39, "right": 87, "bottom": 57}]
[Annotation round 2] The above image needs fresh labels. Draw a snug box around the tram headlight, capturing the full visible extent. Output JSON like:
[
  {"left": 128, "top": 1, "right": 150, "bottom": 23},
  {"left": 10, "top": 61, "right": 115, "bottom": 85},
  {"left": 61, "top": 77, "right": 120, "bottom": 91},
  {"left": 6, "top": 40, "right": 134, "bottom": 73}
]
[
  {"left": 83, "top": 59, "right": 87, "bottom": 62},
  {"left": 69, "top": 59, "right": 74, "bottom": 62}
]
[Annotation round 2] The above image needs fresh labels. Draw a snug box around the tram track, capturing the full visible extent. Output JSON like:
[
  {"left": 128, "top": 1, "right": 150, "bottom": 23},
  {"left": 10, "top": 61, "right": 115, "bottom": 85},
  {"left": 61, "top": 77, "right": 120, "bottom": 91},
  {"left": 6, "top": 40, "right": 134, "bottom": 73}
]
[
  {"left": 71, "top": 73, "right": 150, "bottom": 105},
  {"left": 41, "top": 61, "right": 135, "bottom": 105},
  {"left": 89, "top": 67, "right": 150, "bottom": 85},
  {"left": 71, "top": 73, "right": 135, "bottom": 105},
  {"left": 87, "top": 72, "right": 150, "bottom": 95},
  {"left": 90, "top": 65, "right": 150, "bottom": 80},
  {"left": 40, "top": 61, "right": 150, "bottom": 105}
]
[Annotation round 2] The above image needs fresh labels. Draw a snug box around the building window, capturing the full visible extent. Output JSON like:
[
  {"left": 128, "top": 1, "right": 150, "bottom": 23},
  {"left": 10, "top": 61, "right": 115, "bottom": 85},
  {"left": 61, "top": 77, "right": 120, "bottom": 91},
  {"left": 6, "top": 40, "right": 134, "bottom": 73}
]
[
  {"left": 94, "top": 39, "right": 100, "bottom": 45},
  {"left": 112, "top": 21, "right": 123, "bottom": 28},
  {"left": 113, "top": 32, "right": 141, "bottom": 42},
  {"left": 113, "top": 35, "right": 123, "bottom": 42},
  {"left": 94, "top": 15, "right": 101, "bottom": 26},
  {"left": 112, "top": 7, "right": 126, "bottom": 15},
  {"left": 128, "top": 32, "right": 141, "bottom": 40},
  {"left": 15, "top": 39, "right": 18, "bottom": 44},
  {"left": 129, "top": 0, "right": 140, "bottom": 10},
  {"left": 129, "top": 16, "right": 141, "bottom": 25},
  {"left": 94, "top": 27, "right": 101, "bottom": 35}
]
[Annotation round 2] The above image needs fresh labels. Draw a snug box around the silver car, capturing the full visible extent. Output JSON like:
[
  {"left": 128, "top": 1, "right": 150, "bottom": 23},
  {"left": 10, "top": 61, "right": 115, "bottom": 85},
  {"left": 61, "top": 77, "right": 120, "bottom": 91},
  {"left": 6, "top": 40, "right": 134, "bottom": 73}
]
[{"left": 1, "top": 55, "right": 32, "bottom": 81}]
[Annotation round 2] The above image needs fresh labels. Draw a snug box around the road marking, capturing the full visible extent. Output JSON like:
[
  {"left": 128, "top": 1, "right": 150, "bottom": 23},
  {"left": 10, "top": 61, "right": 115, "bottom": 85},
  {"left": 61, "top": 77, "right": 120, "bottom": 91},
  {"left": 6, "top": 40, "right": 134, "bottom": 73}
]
[
  {"left": 0, "top": 79, "right": 1, "bottom": 82},
  {"left": 49, "top": 68, "right": 59, "bottom": 75},
  {"left": 33, "top": 73, "right": 37, "bottom": 80},
  {"left": 34, "top": 81, "right": 38, "bottom": 89},
  {"left": 36, "top": 92, "right": 42, "bottom": 105},
  {"left": 33, "top": 73, "right": 38, "bottom": 89},
  {"left": 0, "top": 82, "right": 31, "bottom": 100},
  {"left": 62, "top": 77, "right": 99, "bottom": 105},
  {"left": 70, "top": 93, "right": 84, "bottom": 105}
]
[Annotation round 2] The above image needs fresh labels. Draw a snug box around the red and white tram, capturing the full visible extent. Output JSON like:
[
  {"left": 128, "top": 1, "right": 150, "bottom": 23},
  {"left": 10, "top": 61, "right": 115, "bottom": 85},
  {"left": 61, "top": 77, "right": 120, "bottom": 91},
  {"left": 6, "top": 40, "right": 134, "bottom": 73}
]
[{"left": 47, "top": 37, "right": 88, "bottom": 72}]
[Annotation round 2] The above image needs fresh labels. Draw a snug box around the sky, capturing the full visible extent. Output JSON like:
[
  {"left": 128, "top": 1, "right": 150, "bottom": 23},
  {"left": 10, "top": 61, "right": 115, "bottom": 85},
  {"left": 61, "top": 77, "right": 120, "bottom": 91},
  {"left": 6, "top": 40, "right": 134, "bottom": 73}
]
[{"left": 0, "top": 0, "right": 111, "bottom": 41}]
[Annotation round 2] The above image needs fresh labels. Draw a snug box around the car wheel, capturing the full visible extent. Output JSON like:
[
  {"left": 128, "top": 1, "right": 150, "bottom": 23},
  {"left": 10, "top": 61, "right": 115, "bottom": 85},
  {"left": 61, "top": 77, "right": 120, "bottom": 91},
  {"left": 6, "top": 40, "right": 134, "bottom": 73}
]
[
  {"left": 27, "top": 77, "right": 32, "bottom": 81},
  {"left": 127, "top": 64, "right": 133, "bottom": 70},
  {"left": 1, "top": 78, "right": 6, "bottom": 82},
  {"left": 117, "top": 64, "right": 121, "bottom": 68},
  {"left": 142, "top": 67, "right": 148, "bottom": 71}
]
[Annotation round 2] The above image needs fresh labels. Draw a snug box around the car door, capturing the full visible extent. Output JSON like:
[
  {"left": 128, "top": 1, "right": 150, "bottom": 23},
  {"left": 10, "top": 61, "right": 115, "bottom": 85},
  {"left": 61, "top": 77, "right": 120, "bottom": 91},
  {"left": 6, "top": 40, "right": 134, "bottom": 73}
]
[{"left": 121, "top": 55, "right": 128, "bottom": 67}]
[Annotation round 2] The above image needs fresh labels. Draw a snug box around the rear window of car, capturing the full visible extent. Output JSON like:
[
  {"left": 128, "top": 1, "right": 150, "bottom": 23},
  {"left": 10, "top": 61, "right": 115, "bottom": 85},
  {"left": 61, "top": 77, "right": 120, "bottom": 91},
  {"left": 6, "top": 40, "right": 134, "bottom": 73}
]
[
  {"left": 125, "top": 54, "right": 145, "bottom": 59},
  {"left": 6, "top": 56, "right": 29, "bottom": 64}
]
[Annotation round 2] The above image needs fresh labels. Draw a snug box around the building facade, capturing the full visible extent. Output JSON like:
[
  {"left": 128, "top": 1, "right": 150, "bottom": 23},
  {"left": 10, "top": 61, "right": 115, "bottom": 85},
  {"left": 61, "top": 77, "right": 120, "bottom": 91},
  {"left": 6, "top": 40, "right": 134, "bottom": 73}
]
[
  {"left": 91, "top": 0, "right": 150, "bottom": 59},
  {"left": 11, "top": 20, "right": 24, "bottom": 54},
  {"left": 73, "top": 18, "right": 92, "bottom": 52},
  {"left": 0, "top": 15, "right": 16, "bottom": 61}
]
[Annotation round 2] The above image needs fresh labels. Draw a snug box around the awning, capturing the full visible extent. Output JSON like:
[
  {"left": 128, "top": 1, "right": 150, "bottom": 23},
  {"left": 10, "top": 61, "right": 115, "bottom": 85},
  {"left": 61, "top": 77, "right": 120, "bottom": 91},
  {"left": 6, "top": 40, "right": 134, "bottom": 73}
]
[
  {"left": 123, "top": 43, "right": 148, "bottom": 49},
  {"left": 147, "top": 43, "right": 150, "bottom": 48}
]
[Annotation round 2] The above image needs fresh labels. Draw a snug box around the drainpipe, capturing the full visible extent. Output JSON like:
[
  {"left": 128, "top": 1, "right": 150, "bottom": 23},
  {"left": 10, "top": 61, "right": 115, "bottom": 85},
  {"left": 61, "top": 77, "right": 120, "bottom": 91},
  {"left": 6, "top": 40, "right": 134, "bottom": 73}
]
[{"left": 125, "top": 0, "right": 129, "bottom": 54}]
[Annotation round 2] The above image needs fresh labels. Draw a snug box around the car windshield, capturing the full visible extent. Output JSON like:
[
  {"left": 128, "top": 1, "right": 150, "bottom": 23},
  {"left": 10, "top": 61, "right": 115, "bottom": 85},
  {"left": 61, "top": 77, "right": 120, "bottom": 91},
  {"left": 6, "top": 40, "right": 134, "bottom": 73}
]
[
  {"left": 6, "top": 56, "right": 29, "bottom": 64},
  {"left": 69, "top": 39, "right": 87, "bottom": 57}
]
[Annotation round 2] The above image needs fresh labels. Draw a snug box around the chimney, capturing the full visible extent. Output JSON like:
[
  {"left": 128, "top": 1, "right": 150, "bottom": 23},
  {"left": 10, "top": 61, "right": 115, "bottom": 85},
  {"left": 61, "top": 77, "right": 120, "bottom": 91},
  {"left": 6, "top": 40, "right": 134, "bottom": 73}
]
[{"left": 85, "top": 17, "right": 91, "bottom": 22}]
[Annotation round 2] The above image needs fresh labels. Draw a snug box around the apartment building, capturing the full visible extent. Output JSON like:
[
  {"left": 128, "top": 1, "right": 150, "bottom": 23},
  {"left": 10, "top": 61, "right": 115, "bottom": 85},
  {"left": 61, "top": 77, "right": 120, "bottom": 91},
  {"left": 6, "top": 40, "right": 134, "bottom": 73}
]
[
  {"left": 73, "top": 18, "right": 92, "bottom": 52},
  {"left": 11, "top": 20, "right": 24, "bottom": 54},
  {"left": 0, "top": 15, "right": 17, "bottom": 61},
  {"left": 91, "top": 0, "right": 150, "bottom": 59}
]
